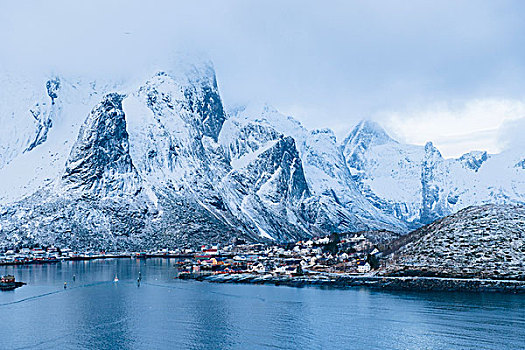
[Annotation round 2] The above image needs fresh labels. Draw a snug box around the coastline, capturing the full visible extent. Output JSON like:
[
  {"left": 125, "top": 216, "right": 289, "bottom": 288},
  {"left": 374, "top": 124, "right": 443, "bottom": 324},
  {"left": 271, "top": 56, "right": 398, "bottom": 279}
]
[
  {"left": 0, "top": 253, "right": 196, "bottom": 266},
  {"left": 3, "top": 252, "right": 524, "bottom": 294},
  {"left": 179, "top": 272, "right": 525, "bottom": 293},
  {"left": 3, "top": 255, "right": 524, "bottom": 293}
]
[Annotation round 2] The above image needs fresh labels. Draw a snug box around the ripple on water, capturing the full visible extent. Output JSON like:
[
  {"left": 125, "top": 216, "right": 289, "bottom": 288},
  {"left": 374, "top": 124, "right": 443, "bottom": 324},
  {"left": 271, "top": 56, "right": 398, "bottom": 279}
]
[{"left": 0, "top": 259, "right": 524, "bottom": 350}]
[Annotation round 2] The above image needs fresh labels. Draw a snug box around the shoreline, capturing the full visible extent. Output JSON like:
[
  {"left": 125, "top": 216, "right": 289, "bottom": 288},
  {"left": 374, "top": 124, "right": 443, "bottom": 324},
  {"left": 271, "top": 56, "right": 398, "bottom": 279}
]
[
  {"left": 179, "top": 272, "right": 525, "bottom": 293},
  {"left": 0, "top": 253, "right": 197, "bottom": 266},
  {"left": 3, "top": 256, "right": 524, "bottom": 293}
]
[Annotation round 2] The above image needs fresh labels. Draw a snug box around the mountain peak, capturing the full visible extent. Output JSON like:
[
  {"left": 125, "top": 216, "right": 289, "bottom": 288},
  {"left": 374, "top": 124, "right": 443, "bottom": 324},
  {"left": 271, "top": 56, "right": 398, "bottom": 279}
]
[
  {"left": 459, "top": 150, "right": 488, "bottom": 171},
  {"left": 342, "top": 120, "right": 396, "bottom": 169},
  {"left": 145, "top": 63, "right": 226, "bottom": 142},
  {"left": 343, "top": 120, "right": 395, "bottom": 149},
  {"left": 424, "top": 141, "right": 442, "bottom": 159},
  {"left": 63, "top": 93, "right": 141, "bottom": 196},
  {"left": 227, "top": 103, "right": 306, "bottom": 140}
]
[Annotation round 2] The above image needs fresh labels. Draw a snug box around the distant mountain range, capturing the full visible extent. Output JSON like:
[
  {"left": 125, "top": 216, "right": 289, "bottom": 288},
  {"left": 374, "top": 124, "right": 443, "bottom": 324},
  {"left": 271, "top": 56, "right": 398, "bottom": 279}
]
[
  {"left": 0, "top": 62, "right": 523, "bottom": 249},
  {"left": 342, "top": 120, "right": 525, "bottom": 229}
]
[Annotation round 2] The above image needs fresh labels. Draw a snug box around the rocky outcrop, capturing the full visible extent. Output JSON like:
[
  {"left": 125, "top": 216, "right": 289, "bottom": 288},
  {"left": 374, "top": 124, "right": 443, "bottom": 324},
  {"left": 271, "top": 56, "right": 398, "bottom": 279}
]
[
  {"left": 459, "top": 151, "right": 488, "bottom": 171},
  {"left": 420, "top": 142, "right": 443, "bottom": 224},
  {"left": 24, "top": 78, "right": 62, "bottom": 152},
  {"left": 63, "top": 93, "right": 141, "bottom": 196}
]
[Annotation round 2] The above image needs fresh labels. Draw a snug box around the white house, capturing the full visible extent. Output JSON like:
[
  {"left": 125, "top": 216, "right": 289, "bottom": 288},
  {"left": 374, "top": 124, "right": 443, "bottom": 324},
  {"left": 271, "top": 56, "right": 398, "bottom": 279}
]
[{"left": 357, "top": 262, "right": 371, "bottom": 273}]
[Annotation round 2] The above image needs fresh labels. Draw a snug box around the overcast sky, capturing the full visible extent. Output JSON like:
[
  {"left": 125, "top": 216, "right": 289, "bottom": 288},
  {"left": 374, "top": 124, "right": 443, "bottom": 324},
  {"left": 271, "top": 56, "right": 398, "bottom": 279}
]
[{"left": 1, "top": 0, "right": 525, "bottom": 157}]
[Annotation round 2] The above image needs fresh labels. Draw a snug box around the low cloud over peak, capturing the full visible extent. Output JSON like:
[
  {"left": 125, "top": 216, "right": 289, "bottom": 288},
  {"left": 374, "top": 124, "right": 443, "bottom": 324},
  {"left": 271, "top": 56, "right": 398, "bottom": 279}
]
[{"left": 1, "top": 0, "right": 525, "bottom": 157}]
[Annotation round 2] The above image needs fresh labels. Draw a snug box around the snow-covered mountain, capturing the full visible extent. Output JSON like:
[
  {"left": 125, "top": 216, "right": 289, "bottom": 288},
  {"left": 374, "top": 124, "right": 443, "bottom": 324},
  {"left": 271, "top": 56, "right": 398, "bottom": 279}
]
[
  {"left": 0, "top": 64, "right": 395, "bottom": 249},
  {"left": 222, "top": 105, "right": 406, "bottom": 234},
  {"left": 0, "top": 74, "right": 119, "bottom": 203},
  {"left": 342, "top": 120, "right": 525, "bottom": 228},
  {"left": 0, "top": 65, "right": 291, "bottom": 249},
  {"left": 0, "top": 62, "right": 523, "bottom": 250}
]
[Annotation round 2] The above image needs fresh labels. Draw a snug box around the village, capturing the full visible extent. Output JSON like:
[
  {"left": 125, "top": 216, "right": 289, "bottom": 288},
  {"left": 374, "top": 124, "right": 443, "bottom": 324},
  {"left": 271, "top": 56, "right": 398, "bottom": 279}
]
[
  {"left": 177, "top": 233, "right": 382, "bottom": 278},
  {"left": 0, "top": 232, "right": 383, "bottom": 278}
]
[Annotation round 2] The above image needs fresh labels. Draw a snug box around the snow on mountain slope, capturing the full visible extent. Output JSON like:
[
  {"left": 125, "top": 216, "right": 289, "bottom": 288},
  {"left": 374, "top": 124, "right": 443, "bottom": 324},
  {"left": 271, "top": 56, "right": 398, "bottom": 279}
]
[
  {"left": 0, "top": 73, "right": 57, "bottom": 169},
  {"left": 215, "top": 105, "right": 322, "bottom": 239},
  {"left": 300, "top": 128, "right": 408, "bottom": 231},
  {"left": 1, "top": 62, "right": 523, "bottom": 250},
  {"left": 436, "top": 148, "right": 525, "bottom": 210},
  {"left": 221, "top": 135, "right": 316, "bottom": 240},
  {"left": 0, "top": 64, "right": 335, "bottom": 248},
  {"left": 342, "top": 120, "right": 525, "bottom": 227},
  {"left": 222, "top": 106, "right": 407, "bottom": 233},
  {"left": 0, "top": 73, "right": 120, "bottom": 203}
]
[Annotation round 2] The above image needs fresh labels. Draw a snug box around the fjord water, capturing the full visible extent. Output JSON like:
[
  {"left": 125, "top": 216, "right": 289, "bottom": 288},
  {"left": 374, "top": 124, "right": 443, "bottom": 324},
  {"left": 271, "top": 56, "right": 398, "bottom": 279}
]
[{"left": 0, "top": 259, "right": 523, "bottom": 350}]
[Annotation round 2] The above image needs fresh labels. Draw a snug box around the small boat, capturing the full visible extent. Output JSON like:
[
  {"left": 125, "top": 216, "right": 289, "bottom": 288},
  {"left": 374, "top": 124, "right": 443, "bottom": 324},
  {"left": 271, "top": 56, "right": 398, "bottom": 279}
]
[
  {"left": 0, "top": 275, "right": 25, "bottom": 291},
  {"left": 113, "top": 275, "right": 119, "bottom": 282}
]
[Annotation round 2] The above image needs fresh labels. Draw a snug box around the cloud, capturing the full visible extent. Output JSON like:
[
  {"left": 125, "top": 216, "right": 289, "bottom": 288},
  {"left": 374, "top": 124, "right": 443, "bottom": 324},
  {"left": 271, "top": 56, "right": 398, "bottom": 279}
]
[
  {"left": 1, "top": 0, "right": 525, "bottom": 156},
  {"left": 498, "top": 117, "right": 525, "bottom": 151},
  {"left": 378, "top": 99, "right": 525, "bottom": 158}
]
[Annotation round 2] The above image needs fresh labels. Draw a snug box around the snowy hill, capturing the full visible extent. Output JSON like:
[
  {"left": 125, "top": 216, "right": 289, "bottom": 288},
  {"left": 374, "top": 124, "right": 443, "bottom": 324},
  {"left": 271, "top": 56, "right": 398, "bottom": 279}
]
[{"left": 383, "top": 204, "right": 525, "bottom": 280}]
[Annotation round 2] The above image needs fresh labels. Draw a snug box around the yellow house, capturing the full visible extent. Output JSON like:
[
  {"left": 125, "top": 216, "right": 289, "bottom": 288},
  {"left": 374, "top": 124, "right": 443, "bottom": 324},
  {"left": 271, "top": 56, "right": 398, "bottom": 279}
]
[{"left": 211, "top": 258, "right": 224, "bottom": 266}]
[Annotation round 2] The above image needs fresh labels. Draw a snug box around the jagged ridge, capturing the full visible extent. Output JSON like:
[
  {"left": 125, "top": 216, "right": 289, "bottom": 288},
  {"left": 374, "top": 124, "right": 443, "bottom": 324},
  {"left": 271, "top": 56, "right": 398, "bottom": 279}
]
[{"left": 0, "top": 63, "right": 523, "bottom": 250}]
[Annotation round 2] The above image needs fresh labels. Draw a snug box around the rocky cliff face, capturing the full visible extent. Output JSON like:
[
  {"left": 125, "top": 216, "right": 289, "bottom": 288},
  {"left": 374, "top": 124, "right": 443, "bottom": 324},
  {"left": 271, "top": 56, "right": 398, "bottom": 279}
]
[
  {"left": 420, "top": 142, "right": 443, "bottom": 224},
  {"left": 63, "top": 93, "right": 142, "bottom": 196}
]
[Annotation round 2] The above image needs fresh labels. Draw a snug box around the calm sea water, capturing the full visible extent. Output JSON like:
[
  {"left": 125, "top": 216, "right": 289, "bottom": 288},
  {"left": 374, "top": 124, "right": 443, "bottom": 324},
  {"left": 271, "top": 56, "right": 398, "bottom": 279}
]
[{"left": 0, "top": 258, "right": 523, "bottom": 350}]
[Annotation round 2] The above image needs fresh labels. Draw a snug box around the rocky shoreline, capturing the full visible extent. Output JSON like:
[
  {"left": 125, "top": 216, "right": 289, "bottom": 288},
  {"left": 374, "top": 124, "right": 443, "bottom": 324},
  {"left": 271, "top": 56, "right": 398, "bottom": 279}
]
[{"left": 179, "top": 273, "right": 525, "bottom": 293}]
